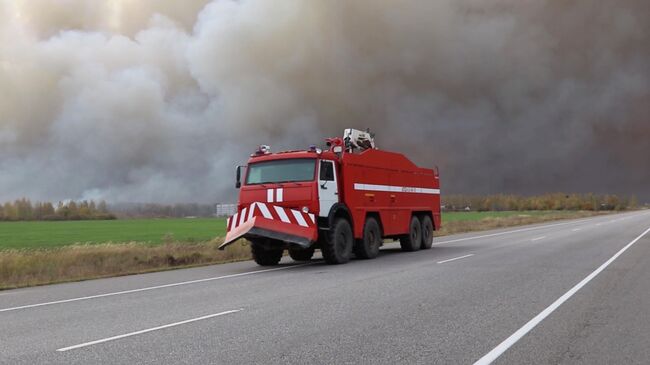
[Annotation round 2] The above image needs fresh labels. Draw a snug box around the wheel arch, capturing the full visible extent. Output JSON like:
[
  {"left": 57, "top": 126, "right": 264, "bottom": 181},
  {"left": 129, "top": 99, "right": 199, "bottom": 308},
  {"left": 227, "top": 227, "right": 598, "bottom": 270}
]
[
  {"left": 364, "top": 211, "right": 384, "bottom": 237},
  {"left": 414, "top": 210, "right": 436, "bottom": 231}
]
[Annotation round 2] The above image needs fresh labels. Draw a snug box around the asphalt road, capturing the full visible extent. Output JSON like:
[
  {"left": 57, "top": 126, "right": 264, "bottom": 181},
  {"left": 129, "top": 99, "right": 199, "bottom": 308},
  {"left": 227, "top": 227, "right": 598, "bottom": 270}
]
[{"left": 1, "top": 210, "right": 649, "bottom": 365}]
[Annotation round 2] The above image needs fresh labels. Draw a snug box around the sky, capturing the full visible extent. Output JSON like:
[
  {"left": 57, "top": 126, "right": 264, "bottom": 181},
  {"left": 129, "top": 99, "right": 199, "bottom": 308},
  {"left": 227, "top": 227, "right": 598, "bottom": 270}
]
[{"left": 0, "top": 0, "right": 648, "bottom": 203}]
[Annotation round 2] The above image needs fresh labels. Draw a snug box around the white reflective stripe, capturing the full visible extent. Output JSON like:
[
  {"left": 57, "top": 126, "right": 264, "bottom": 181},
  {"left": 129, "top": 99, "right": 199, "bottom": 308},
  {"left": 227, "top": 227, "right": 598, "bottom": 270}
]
[
  {"left": 308, "top": 213, "right": 315, "bottom": 224},
  {"left": 247, "top": 203, "right": 256, "bottom": 220},
  {"left": 291, "top": 210, "right": 308, "bottom": 227},
  {"left": 257, "top": 203, "right": 273, "bottom": 219},
  {"left": 238, "top": 208, "right": 247, "bottom": 226},
  {"left": 226, "top": 217, "right": 231, "bottom": 230},
  {"left": 274, "top": 206, "right": 290, "bottom": 223},
  {"left": 267, "top": 189, "right": 274, "bottom": 203},
  {"left": 276, "top": 188, "right": 283, "bottom": 202},
  {"left": 231, "top": 213, "right": 239, "bottom": 228},
  {"left": 354, "top": 183, "right": 440, "bottom": 195}
]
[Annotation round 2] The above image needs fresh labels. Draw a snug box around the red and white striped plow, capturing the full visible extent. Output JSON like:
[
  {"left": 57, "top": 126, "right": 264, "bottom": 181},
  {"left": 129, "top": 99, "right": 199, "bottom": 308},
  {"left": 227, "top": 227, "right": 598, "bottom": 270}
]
[{"left": 219, "top": 202, "right": 318, "bottom": 250}]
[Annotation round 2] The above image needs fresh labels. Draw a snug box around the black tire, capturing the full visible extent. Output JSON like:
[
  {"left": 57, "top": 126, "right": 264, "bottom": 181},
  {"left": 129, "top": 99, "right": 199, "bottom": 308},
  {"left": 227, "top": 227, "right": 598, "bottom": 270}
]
[
  {"left": 251, "top": 241, "right": 283, "bottom": 266},
  {"left": 354, "top": 217, "right": 381, "bottom": 259},
  {"left": 322, "top": 218, "right": 353, "bottom": 264},
  {"left": 420, "top": 215, "right": 434, "bottom": 249},
  {"left": 400, "top": 215, "right": 422, "bottom": 252},
  {"left": 288, "top": 246, "right": 315, "bottom": 261}
]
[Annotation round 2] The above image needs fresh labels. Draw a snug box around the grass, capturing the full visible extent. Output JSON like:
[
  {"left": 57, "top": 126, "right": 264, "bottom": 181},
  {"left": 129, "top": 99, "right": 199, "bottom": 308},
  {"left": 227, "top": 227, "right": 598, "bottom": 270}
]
[
  {"left": 0, "top": 241, "right": 250, "bottom": 290},
  {"left": 0, "top": 210, "right": 611, "bottom": 289},
  {"left": 0, "top": 218, "right": 226, "bottom": 250},
  {"left": 442, "top": 210, "right": 559, "bottom": 222},
  {"left": 437, "top": 210, "right": 608, "bottom": 236}
]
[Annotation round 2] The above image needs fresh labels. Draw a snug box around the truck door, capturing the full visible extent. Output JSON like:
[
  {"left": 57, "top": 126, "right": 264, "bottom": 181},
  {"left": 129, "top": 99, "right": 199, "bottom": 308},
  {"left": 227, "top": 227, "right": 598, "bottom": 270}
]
[{"left": 318, "top": 160, "right": 338, "bottom": 217}]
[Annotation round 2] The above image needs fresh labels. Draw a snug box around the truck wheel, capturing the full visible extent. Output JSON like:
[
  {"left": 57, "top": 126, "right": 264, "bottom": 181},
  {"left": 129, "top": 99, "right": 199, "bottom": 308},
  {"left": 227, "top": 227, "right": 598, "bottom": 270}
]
[
  {"left": 354, "top": 217, "right": 381, "bottom": 259},
  {"left": 322, "top": 218, "right": 353, "bottom": 264},
  {"left": 288, "top": 247, "right": 315, "bottom": 261},
  {"left": 400, "top": 216, "right": 422, "bottom": 252},
  {"left": 420, "top": 215, "right": 434, "bottom": 249},
  {"left": 251, "top": 241, "right": 283, "bottom": 266}
]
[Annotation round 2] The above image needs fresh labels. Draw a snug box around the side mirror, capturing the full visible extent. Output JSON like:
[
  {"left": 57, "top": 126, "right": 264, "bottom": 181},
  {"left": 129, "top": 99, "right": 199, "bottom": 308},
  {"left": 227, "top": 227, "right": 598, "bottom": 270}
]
[{"left": 235, "top": 166, "right": 242, "bottom": 189}]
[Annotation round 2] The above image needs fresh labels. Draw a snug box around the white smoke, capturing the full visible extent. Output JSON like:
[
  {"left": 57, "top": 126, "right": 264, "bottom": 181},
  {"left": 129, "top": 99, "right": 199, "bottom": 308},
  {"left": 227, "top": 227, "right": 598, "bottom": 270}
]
[{"left": 1, "top": 0, "right": 648, "bottom": 203}]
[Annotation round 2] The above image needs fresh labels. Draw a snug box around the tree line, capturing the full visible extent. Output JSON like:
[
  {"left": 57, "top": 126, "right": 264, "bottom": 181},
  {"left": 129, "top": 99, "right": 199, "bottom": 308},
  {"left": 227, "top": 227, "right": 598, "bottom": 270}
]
[
  {"left": 109, "top": 202, "right": 217, "bottom": 218},
  {"left": 0, "top": 199, "right": 116, "bottom": 221},
  {"left": 442, "top": 193, "right": 639, "bottom": 212}
]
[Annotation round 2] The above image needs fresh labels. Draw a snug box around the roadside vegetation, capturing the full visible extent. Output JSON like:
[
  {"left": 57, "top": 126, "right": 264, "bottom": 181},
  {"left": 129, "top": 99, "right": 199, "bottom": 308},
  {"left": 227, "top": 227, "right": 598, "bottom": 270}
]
[
  {"left": 0, "top": 241, "right": 250, "bottom": 290},
  {"left": 436, "top": 210, "right": 608, "bottom": 236},
  {"left": 0, "top": 209, "right": 619, "bottom": 289},
  {"left": 443, "top": 193, "right": 638, "bottom": 212}
]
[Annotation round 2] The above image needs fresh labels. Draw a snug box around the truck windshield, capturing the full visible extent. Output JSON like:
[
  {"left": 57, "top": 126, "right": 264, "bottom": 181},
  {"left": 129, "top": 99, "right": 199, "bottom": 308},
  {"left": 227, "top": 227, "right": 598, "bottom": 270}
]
[{"left": 246, "top": 158, "right": 316, "bottom": 185}]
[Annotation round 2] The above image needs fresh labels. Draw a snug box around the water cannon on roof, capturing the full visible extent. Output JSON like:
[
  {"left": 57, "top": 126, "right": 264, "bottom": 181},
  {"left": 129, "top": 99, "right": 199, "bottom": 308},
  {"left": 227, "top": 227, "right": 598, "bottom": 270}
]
[
  {"left": 252, "top": 145, "right": 271, "bottom": 156},
  {"left": 343, "top": 128, "right": 376, "bottom": 152}
]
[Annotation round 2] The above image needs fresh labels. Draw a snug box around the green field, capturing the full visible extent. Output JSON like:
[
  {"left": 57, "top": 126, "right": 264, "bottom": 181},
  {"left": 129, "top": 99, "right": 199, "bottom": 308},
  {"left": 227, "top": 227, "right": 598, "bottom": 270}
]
[
  {"left": 0, "top": 211, "right": 573, "bottom": 250},
  {"left": 0, "top": 218, "right": 227, "bottom": 250}
]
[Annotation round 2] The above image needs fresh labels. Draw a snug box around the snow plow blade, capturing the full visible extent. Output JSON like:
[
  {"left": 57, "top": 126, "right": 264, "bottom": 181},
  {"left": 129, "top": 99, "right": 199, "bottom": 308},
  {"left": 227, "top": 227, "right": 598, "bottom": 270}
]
[{"left": 219, "top": 202, "right": 317, "bottom": 250}]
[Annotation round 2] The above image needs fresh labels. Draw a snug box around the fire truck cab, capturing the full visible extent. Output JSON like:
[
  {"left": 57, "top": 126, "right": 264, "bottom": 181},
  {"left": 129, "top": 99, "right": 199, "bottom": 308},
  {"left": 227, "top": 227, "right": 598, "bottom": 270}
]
[{"left": 220, "top": 129, "right": 441, "bottom": 266}]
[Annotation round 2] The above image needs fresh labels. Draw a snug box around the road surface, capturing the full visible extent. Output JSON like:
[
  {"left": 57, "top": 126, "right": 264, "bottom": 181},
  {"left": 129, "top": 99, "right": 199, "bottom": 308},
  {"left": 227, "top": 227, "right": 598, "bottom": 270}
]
[{"left": 1, "top": 210, "right": 649, "bottom": 364}]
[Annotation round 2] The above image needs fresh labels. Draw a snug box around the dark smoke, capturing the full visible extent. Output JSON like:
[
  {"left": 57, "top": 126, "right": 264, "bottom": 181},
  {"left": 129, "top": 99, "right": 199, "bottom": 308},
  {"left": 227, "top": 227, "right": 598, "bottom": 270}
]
[{"left": 0, "top": 0, "right": 648, "bottom": 203}]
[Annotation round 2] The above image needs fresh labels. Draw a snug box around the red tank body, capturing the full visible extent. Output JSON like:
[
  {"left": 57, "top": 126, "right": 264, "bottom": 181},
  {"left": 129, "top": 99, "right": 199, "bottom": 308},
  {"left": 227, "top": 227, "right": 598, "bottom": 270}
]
[
  {"left": 340, "top": 149, "right": 441, "bottom": 238},
  {"left": 220, "top": 130, "right": 441, "bottom": 266}
]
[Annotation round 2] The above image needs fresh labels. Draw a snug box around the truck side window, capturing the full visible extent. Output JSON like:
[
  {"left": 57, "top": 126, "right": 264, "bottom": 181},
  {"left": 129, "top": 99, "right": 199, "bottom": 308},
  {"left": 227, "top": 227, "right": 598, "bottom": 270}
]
[{"left": 320, "top": 161, "right": 334, "bottom": 181}]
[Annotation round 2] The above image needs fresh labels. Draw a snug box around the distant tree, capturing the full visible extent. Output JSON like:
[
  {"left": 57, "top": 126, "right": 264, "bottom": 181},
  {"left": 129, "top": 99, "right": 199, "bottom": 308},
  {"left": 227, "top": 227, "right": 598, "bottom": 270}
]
[{"left": 98, "top": 200, "right": 108, "bottom": 214}]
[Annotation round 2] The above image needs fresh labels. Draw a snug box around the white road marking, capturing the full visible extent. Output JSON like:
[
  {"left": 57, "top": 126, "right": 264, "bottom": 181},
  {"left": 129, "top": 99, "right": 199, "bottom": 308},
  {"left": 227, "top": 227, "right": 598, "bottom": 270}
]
[
  {"left": 433, "top": 211, "right": 648, "bottom": 246},
  {"left": 56, "top": 309, "right": 243, "bottom": 352},
  {"left": 437, "top": 254, "right": 474, "bottom": 264},
  {"left": 0, "top": 264, "right": 311, "bottom": 313},
  {"left": 572, "top": 228, "right": 582, "bottom": 232},
  {"left": 473, "top": 225, "right": 650, "bottom": 365},
  {"left": 433, "top": 219, "right": 590, "bottom": 246},
  {"left": 531, "top": 236, "right": 546, "bottom": 241}
]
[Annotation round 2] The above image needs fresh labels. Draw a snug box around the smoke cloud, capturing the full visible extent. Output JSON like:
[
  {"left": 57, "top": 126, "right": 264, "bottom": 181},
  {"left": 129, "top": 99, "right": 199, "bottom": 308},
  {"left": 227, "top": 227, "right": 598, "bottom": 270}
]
[{"left": 1, "top": 0, "right": 648, "bottom": 203}]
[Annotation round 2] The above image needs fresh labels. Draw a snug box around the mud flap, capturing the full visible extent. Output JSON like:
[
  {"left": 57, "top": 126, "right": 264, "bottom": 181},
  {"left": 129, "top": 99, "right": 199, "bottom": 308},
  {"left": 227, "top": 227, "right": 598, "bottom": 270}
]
[{"left": 219, "top": 203, "right": 317, "bottom": 250}]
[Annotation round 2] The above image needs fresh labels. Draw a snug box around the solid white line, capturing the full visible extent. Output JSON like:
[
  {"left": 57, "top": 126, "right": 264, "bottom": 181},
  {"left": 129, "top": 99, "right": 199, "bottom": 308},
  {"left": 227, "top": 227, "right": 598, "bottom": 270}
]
[
  {"left": 572, "top": 228, "right": 582, "bottom": 232},
  {"left": 433, "top": 217, "right": 602, "bottom": 246},
  {"left": 437, "top": 254, "right": 474, "bottom": 264},
  {"left": 56, "top": 309, "right": 242, "bottom": 352},
  {"left": 531, "top": 236, "right": 546, "bottom": 241},
  {"left": 473, "top": 225, "right": 650, "bottom": 365},
  {"left": 0, "top": 264, "right": 310, "bottom": 313}
]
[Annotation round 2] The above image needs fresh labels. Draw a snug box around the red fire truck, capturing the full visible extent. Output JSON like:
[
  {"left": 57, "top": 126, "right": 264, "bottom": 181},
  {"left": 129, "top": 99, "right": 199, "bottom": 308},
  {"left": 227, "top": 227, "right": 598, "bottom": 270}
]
[{"left": 220, "top": 129, "right": 441, "bottom": 266}]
